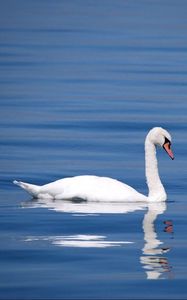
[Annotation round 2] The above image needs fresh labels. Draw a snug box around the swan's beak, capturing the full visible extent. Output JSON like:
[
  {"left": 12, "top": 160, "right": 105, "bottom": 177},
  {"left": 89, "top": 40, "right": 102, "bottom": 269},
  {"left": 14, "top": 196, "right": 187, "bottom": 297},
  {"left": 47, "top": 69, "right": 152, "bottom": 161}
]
[{"left": 163, "top": 142, "right": 174, "bottom": 160}]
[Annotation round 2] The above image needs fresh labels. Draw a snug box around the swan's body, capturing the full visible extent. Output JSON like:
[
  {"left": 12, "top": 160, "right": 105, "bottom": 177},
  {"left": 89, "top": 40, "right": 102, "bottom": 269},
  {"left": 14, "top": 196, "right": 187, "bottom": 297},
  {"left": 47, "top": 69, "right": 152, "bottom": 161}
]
[
  {"left": 13, "top": 127, "right": 174, "bottom": 202},
  {"left": 14, "top": 175, "right": 147, "bottom": 202}
]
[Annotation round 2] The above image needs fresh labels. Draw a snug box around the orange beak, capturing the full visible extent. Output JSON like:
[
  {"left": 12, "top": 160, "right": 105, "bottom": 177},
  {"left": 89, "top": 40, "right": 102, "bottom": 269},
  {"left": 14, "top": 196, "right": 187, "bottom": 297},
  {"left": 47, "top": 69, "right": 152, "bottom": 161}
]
[{"left": 163, "top": 142, "right": 174, "bottom": 160}]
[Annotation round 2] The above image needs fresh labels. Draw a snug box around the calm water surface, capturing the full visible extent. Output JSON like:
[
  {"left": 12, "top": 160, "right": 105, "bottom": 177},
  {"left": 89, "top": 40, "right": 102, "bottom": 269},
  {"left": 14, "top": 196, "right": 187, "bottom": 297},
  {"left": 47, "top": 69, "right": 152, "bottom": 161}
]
[{"left": 0, "top": 0, "right": 187, "bottom": 299}]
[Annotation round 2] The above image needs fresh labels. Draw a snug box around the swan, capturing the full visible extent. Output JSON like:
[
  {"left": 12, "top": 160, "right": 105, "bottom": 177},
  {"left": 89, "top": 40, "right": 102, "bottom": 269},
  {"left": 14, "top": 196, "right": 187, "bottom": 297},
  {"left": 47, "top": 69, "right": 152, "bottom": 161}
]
[{"left": 13, "top": 127, "right": 174, "bottom": 202}]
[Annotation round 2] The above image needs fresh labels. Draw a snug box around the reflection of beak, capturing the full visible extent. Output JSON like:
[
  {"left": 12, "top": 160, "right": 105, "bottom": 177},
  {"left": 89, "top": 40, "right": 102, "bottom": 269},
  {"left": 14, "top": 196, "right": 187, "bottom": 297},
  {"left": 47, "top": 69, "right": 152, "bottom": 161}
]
[{"left": 163, "top": 142, "right": 174, "bottom": 160}]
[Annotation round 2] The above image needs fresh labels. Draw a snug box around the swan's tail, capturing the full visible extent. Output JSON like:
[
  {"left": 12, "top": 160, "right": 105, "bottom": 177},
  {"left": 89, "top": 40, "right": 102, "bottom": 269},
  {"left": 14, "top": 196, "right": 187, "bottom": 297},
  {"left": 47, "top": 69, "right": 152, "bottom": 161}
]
[{"left": 13, "top": 180, "right": 40, "bottom": 198}]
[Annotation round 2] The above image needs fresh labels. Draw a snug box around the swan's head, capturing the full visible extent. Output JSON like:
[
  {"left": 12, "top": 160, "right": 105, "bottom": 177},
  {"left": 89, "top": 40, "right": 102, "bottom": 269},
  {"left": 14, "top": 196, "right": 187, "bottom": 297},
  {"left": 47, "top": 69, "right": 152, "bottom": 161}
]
[{"left": 147, "top": 127, "right": 174, "bottom": 160}]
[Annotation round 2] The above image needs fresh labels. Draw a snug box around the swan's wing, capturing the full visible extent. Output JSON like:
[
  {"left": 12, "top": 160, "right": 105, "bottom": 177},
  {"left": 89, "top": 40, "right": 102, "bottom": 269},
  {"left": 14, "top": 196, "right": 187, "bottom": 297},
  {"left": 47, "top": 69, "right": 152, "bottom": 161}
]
[{"left": 41, "top": 175, "right": 147, "bottom": 202}]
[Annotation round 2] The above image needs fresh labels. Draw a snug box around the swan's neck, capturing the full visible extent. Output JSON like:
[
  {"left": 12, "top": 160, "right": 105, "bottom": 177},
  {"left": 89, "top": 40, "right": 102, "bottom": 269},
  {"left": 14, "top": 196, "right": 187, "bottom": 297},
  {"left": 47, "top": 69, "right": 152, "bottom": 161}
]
[{"left": 145, "top": 138, "right": 167, "bottom": 201}]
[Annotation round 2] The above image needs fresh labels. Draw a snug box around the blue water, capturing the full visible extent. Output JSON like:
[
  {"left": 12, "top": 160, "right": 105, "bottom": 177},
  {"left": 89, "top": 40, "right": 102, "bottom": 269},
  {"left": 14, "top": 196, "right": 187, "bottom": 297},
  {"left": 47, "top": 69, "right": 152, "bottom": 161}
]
[{"left": 1, "top": 0, "right": 187, "bottom": 298}]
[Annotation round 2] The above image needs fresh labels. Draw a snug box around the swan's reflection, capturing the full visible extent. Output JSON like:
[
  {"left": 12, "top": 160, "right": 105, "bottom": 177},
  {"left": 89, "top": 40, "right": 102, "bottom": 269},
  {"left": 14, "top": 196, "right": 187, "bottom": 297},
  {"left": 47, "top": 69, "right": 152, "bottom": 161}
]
[
  {"left": 21, "top": 198, "right": 147, "bottom": 214},
  {"left": 21, "top": 198, "right": 173, "bottom": 279},
  {"left": 140, "top": 201, "right": 173, "bottom": 279},
  {"left": 25, "top": 234, "right": 133, "bottom": 248},
  {"left": 22, "top": 198, "right": 147, "bottom": 248}
]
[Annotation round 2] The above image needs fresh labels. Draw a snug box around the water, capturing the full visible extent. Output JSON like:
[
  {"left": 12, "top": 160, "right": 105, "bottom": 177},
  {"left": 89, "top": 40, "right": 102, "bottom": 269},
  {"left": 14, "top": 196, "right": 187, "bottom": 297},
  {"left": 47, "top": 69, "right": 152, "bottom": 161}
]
[{"left": 0, "top": 0, "right": 187, "bottom": 298}]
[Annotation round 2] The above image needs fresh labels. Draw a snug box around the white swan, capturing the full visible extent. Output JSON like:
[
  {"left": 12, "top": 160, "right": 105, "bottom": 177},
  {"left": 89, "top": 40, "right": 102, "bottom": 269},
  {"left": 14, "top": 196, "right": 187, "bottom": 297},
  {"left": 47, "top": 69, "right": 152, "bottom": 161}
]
[{"left": 13, "top": 127, "right": 174, "bottom": 202}]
